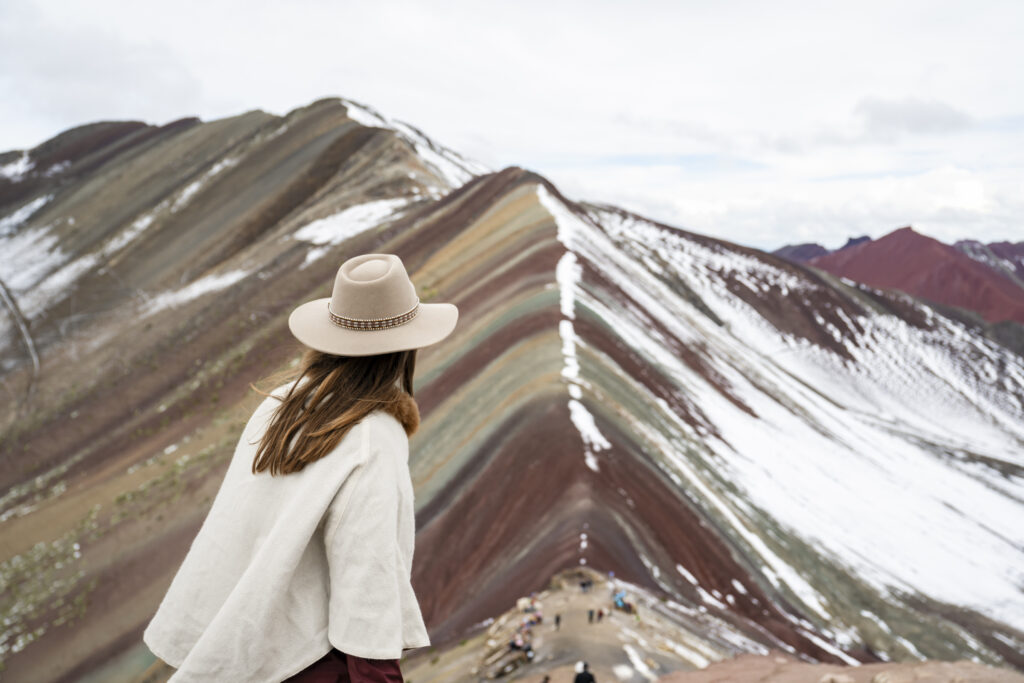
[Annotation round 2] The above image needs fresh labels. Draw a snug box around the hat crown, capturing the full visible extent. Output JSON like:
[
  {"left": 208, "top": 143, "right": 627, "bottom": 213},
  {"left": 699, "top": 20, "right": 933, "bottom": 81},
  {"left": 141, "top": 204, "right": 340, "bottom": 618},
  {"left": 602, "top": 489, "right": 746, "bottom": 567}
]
[
  {"left": 287, "top": 251, "right": 457, "bottom": 356},
  {"left": 330, "top": 254, "right": 417, "bottom": 320}
]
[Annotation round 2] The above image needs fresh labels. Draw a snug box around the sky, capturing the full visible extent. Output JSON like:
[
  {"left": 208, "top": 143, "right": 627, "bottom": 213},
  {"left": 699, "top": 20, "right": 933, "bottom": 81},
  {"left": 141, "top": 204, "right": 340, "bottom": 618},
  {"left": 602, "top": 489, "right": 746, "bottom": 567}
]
[{"left": 1, "top": 0, "right": 1022, "bottom": 251}]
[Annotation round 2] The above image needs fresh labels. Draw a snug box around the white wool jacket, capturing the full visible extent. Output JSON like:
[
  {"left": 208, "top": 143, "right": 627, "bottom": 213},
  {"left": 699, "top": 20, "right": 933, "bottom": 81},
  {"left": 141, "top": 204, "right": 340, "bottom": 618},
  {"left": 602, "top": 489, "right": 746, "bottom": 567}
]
[{"left": 142, "top": 381, "right": 431, "bottom": 682}]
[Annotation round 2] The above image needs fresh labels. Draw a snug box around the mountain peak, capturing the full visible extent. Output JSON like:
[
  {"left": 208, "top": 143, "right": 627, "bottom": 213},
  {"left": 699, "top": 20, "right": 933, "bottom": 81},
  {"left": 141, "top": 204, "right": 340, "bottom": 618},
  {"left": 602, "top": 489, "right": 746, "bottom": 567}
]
[
  {"left": 882, "top": 224, "right": 928, "bottom": 242},
  {"left": 809, "top": 225, "right": 1024, "bottom": 323}
]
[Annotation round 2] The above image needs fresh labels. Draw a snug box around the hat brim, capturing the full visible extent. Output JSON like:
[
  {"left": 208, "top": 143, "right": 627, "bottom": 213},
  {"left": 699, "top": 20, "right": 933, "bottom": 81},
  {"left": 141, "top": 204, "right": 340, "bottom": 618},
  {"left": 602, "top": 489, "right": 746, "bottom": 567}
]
[{"left": 287, "top": 298, "right": 458, "bottom": 356}]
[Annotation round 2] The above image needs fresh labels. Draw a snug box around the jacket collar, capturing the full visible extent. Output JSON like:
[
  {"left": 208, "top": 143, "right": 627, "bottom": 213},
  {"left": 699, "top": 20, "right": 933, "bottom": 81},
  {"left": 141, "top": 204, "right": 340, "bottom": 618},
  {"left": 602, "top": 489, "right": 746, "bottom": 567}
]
[{"left": 380, "top": 391, "right": 420, "bottom": 437}]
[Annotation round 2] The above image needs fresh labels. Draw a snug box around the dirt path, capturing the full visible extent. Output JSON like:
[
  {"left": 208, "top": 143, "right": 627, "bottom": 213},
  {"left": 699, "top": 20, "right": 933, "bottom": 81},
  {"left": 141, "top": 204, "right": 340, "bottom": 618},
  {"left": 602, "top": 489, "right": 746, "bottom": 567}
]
[
  {"left": 402, "top": 568, "right": 699, "bottom": 682},
  {"left": 401, "top": 567, "right": 1024, "bottom": 683}
]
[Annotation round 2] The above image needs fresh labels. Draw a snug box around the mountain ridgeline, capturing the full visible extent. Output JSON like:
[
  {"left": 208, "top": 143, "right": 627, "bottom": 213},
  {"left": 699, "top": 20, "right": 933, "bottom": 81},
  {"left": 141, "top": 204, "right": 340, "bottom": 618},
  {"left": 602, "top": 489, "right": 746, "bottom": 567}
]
[
  {"left": 1, "top": 97, "right": 1022, "bottom": 682},
  {"left": 775, "top": 230, "right": 1024, "bottom": 327}
]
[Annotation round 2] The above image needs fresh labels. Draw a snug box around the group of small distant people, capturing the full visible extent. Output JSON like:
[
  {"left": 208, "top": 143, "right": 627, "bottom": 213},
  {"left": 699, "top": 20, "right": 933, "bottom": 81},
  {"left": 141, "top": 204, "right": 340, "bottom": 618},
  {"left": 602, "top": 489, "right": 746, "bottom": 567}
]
[
  {"left": 533, "top": 572, "right": 636, "bottom": 681},
  {"left": 508, "top": 594, "right": 543, "bottom": 658}
]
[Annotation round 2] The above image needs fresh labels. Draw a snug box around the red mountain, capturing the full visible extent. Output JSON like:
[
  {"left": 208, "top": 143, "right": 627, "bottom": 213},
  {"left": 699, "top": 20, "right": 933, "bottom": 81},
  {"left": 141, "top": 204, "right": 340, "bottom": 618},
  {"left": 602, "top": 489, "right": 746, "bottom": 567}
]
[{"left": 809, "top": 226, "right": 1024, "bottom": 324}]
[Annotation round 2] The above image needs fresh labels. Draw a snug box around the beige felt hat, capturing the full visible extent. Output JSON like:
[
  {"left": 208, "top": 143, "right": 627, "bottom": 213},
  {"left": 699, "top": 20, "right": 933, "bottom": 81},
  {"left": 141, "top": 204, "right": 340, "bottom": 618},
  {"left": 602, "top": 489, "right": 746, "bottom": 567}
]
[{"left": 287, "top": 253, "right": 458, "bottom": 356}]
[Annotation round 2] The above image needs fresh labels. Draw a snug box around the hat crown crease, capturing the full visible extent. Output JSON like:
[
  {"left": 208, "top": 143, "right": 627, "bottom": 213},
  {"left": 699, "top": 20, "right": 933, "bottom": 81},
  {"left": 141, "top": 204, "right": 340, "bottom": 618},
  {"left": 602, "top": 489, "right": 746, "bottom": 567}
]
[
  {"left": 330, "top": 254, "right": 416, "bottom": 320},
  {"left": 349, "top": 259, "right": 390, "bottom": 281}
]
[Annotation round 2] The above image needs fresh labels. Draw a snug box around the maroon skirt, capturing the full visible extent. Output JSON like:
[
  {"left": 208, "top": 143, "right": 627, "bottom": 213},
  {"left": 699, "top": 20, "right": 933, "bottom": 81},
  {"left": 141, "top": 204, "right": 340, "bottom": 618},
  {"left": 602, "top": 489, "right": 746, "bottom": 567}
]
[{"left": 282, "top": 648, "right": 404, "bottom": 682}]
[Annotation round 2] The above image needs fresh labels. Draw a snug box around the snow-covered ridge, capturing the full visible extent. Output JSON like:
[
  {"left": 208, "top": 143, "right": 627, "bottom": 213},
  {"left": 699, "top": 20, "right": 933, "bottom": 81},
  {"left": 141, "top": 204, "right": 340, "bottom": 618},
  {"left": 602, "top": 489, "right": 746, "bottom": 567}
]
[
  {"left": 539, "top": 184, "right": 610, "bottom": 475},
  {"left": 339, "top": 97, "right": 491, "bottom": 191},
  {"left": 534, "top": 185, "right": 1024, "bottom": 658},
  {"left": 588, "top": 206, "right": 1024, "bottom": 446}
]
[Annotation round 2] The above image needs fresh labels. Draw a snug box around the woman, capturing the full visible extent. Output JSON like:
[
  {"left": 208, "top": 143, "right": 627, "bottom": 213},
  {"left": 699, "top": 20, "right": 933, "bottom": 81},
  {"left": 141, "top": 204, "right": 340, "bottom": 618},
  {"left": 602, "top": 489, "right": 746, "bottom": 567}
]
[{"left": 143, "top": 253, "right": 459, "bottom": 682}]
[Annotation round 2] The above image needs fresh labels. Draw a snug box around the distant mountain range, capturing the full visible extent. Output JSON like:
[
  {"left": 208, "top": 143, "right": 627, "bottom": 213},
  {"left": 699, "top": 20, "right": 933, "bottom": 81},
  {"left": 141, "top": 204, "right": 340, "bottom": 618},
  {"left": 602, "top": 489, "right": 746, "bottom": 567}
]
[
  {"left": 2, "top": 97, "right": 1023, "bottom": 681},
  {"left": 775, "top": 229, "right": 1024, "bottom": 324}
]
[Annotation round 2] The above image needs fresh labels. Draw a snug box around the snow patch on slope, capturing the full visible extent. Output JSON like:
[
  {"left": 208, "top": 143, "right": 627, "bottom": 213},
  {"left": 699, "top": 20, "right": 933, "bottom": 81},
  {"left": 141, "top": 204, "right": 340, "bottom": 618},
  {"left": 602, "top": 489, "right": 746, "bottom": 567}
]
[
  {"left": 105, "top": 199, "right": 171, "bottom": 256},
  {"left": 580, "top": 203, "right": 1024, "bottom": 635},
  {"left": 144, "top": 269, "right": 250, "bottom": 315},
  {"left": 0, "top": 220, "right": 61, "bottom": 292},
  {"left": 0, "top": 195, "right": 97, "bottom": 320},
  {"left": 0, "top": 152, "right": 33, "bottom": 181},
  {"left": 956, "top": 240, "right": 1022, "bottom": 283},
  {"left": 0, "top": 151, "right": 247, "bottom": 328},
  {"left": 291, "top": 197, "right": 412, "bottom": 268},
  {"left": 170, "top": 156, "right": 239, "bottom": 212},
  {"left": 0, "top": 194, "right": 53, "bottom": 236}
]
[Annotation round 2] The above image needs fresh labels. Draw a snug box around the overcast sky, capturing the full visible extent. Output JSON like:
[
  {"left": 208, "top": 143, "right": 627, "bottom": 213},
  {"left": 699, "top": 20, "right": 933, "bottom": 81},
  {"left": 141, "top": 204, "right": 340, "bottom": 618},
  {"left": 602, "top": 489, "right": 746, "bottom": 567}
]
[{"left": 2, "top": 0, "right": 1022, "bottom": 250}]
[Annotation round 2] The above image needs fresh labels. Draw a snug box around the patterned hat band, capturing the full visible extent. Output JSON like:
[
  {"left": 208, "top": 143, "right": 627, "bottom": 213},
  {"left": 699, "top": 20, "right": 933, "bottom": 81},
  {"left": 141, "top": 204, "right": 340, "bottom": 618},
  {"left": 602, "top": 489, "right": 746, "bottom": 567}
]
[{"left": 326, "top": 299, "right": 420, "bottom": 331}]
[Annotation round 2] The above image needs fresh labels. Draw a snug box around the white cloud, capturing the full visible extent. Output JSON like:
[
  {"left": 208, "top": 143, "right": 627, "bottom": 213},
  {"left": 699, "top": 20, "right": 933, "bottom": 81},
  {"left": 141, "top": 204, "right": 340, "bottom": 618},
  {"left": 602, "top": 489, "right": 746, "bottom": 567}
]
[
  {"left": 854, "top": 96, "right": 973, "bottom": 141},
  {"left": 0, "top": 2, "right": 204, "bottom": 134},
  {"left": 1, "top": 0, "right": 1022, "bottom": 249}
]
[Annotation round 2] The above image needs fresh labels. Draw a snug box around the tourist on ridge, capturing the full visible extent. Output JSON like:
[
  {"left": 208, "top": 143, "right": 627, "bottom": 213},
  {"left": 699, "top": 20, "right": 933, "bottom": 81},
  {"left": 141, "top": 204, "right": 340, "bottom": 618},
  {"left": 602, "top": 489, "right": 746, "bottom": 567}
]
[
  {"left": 574, "top": 660, "right": 596, "bottom": 683},
  {"left": 143, "top": 254, "right": 458, "bottom": 682}
]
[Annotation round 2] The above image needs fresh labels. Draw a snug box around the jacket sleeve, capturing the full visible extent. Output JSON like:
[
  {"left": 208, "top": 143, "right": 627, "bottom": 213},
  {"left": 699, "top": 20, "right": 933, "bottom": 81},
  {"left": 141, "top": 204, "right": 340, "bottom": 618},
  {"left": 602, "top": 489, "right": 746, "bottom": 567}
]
[{"left": 322, "top": 417, "right": 408, "bottom": 660}]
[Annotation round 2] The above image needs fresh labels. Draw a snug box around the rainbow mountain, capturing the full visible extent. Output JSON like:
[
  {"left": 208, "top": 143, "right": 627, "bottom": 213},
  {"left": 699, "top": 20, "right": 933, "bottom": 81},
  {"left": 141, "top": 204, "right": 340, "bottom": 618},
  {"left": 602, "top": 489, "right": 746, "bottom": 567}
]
[{"left": 1, "top": 96, "right": 1022, "bottom": 682}]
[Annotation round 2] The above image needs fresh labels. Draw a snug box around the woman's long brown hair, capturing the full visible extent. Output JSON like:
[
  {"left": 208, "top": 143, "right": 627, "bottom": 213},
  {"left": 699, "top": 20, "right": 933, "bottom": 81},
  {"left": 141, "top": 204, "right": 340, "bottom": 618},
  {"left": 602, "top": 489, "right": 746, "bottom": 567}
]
[{"left": 249, "top": 347, "right": 419, "bottom": 476}]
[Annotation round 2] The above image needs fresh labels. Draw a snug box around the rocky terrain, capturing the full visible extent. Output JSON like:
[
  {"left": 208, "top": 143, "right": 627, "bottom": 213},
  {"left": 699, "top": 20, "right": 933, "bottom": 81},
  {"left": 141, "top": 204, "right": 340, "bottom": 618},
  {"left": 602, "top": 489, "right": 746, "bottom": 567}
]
[{"left": 1, "top": 96, "right": 1023, "bottom": 682}]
